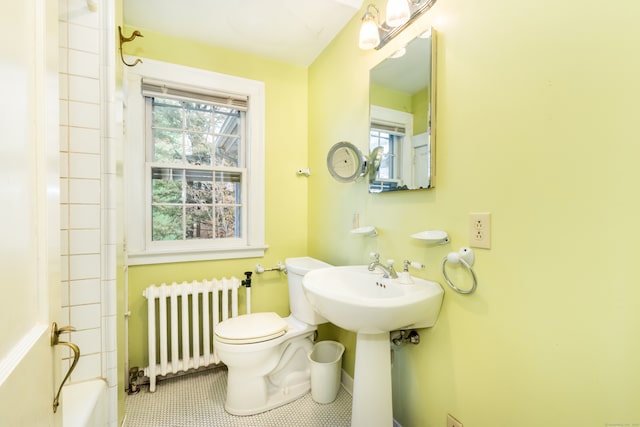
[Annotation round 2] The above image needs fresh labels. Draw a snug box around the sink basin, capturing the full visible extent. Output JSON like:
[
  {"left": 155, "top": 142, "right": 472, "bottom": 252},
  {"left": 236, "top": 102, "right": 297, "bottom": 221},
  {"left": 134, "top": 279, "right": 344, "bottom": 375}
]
[
  {"left": 302, "top": 265, "right": 444, "bottom": 427},
  {"left": 302, "top": 265, "right": 444, "bottom": 334}
]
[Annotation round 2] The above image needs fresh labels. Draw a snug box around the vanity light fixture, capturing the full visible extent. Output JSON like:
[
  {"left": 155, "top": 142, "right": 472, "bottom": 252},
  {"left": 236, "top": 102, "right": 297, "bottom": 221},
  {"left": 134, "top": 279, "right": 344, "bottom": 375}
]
[
  {"left": 359, "top": 5, "right": 382, "bottom": 50},
  {"left": 359, "top": 0, "right": 438, "bottom": 50},
  {"left": 386, "top": 0, "right": 410, "bottom": 27}
]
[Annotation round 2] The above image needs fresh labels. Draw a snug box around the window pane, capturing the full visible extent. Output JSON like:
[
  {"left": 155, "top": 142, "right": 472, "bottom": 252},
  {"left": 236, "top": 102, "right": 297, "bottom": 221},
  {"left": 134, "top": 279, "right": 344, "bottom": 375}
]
[
  {"left": 185, "top": 102, "right": 213, "bottom": 133},
  {"left": 152, "top": 205, "right": 183, "bottom": 241},
  {"left": 152, "top": 168, "right": 183, "bottom": 203},
  {"left": 215, "top": 206, "right": 239, "bottom": 238},
  {"left": 213, "top": 109, "right": 240, "bottom": 134},
  {"left": 370, "top": 130, "right": 400, "bottom": 180},
  {"left": 152, "top": 100, "right": 182, "bottom": 129},
  {"left": 379, "top": 150, "right": 392, "bottom": 179},
  {"left": 186, "top": 170, "right": 213, "bottom": 204},
  {"left": 153, "top": 129, "right": 183, "bottom": 163},
  {"left": 214, "top": 171, "right": 241, "bottom": 204},
  {"left": 186, "top": 132, "right": 213, "bottom": 165},
  {"left": 214, "top": 135, "right": 240, "bottom": 167},
  {"left": 186, "top": 206, "right": 213, "bottom": 239}
]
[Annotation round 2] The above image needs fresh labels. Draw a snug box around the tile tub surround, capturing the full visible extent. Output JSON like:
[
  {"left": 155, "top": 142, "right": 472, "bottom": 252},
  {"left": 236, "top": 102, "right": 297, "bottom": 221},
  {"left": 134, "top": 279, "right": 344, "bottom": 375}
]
[{"left": 59, "top": 0, "right": 118, "bottom": 425}]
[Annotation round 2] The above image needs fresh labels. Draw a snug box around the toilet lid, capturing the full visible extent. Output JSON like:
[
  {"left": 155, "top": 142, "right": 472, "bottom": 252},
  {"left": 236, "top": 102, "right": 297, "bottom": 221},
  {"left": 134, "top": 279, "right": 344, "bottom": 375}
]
[{"left": 215, "top": 312, "right": 288, "bottom": 344}]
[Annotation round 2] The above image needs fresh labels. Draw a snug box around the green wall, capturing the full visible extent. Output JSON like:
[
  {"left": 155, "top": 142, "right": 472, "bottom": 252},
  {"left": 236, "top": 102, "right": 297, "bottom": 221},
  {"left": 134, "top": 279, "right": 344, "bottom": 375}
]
[
  {"left": 122, "top": 27, "right": 310, "bottom": 371},
  {"left": 308, "top": 0, "right": 640, "bottom": 426},
  {"left": 412, "top": 86, "right": 429, "bottom": 135},
  {"left": 121, "top": 0, "right": 640, "bottom": 425},
  {"left": 369, "top": 84, "right": 429, "bottom": 136},
  {"left": 370, "top": 83, "right": 413, "bottom": 113},
  {"left": 369, "top": 85, "right": 429, "bottom": 135}
]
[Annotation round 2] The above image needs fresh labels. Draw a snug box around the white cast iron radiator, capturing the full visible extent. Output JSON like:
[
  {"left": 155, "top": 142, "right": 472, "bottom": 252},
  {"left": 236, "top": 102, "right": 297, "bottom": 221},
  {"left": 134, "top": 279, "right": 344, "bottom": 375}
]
[{"left": 143, "top": 277, "right": 242, "bottom": 392}]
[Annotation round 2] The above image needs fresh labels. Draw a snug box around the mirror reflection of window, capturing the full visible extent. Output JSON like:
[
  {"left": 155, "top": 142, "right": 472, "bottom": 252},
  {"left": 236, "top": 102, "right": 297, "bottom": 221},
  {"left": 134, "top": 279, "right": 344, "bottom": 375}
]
[
  {"left": 369, "top": 106, "right": 413, "bottom": 192},
  {"left": 369, "top": 123, "right": 405, "bottom": 191}
]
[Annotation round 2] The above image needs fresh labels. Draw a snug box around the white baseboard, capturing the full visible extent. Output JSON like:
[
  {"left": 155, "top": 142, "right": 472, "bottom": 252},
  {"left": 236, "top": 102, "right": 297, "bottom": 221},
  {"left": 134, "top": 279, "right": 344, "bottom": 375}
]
[{"left": 340, "top": 369, "right": 354, "bottom": 395}]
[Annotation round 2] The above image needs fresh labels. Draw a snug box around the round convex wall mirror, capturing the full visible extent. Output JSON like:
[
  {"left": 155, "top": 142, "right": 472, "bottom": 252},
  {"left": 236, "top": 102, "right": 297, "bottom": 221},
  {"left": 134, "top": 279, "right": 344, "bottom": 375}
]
[{"left": 327, "top": 141, "right": 367, "bottom": 183}]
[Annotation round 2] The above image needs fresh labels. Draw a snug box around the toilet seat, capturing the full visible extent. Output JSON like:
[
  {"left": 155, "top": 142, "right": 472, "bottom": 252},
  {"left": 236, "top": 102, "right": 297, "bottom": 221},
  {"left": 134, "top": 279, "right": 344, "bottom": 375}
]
[{"left": 215, "top": 312, "right": 288, "bottom": 344}]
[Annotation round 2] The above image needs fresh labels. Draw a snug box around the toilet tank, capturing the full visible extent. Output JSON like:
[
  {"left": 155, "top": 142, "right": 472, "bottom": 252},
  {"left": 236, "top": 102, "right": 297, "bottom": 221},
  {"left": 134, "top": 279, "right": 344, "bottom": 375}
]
[{"left": 285, "top": 257, "right": 332, "bottom": 325}]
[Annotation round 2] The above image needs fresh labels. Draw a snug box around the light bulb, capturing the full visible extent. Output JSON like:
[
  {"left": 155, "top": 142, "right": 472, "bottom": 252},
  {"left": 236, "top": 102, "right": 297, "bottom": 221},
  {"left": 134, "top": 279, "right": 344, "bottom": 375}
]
[
  {"left": 359, "top": 14, "right": 380, "bottom": 50},
  {"left": 386, "top": 0, "right": 410, "bottom": 27}
]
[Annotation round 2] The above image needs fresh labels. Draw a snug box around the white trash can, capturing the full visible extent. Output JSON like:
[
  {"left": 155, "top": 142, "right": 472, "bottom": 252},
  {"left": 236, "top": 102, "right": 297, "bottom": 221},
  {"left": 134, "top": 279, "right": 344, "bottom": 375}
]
[{"left": 308, "top": 340, "right": 345, "bottom": 404}]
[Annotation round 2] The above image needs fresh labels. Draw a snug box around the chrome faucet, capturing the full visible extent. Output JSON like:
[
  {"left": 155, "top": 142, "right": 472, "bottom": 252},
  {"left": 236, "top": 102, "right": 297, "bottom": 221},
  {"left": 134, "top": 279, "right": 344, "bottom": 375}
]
[{"left": 368, "top": 252, "right": 398, "bottom": 279}]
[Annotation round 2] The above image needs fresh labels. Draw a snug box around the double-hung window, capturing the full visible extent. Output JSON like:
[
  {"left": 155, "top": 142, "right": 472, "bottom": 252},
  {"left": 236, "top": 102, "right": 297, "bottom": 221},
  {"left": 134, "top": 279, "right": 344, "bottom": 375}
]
[{"left": 125, "top": 59, "right": 266, "bottom": 265}]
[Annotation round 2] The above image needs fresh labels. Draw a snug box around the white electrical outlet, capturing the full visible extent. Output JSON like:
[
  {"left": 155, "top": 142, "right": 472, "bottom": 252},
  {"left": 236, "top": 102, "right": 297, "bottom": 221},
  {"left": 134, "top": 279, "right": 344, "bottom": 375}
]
[
  {"left": 447, "top": 414, "right": 463, "bottom": 427},
  {"left": 469, "top": 212, "right": 491, "bottom": 249}
]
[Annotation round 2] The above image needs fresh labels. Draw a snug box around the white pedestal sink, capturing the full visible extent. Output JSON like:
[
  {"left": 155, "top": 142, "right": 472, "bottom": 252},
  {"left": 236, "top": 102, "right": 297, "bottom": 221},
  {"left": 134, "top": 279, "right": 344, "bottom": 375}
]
[{"left": 302, "top": 266, "right": 444, "bottom": 427}]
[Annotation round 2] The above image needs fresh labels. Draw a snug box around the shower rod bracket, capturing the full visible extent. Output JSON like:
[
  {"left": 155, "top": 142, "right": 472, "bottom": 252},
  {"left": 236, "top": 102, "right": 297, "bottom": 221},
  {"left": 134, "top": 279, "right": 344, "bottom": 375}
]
[{"left": 118, "top": 26, "right": 143, "bottom": 67}]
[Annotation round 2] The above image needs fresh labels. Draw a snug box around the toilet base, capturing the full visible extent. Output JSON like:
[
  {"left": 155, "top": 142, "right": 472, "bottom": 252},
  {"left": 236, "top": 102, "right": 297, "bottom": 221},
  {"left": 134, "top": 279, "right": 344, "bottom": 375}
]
[
  {"left": 224, "top": 372, "right": 311, "bottom": 416},
  {"left": 223, "top": 334, "right": 314, "bottom": 416}
]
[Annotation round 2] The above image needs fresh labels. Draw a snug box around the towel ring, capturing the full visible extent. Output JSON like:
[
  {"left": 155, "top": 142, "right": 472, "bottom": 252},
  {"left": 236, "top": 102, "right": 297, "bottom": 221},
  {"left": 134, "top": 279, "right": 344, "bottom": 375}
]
[{"left": 441, "top": 247, "right": 478, "bottom": 294}]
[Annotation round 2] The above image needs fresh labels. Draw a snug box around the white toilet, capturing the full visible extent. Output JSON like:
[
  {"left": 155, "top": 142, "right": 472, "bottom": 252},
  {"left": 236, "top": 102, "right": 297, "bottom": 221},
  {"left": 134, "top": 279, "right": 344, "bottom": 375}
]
[{"left": 213, "top": 256, "right": 331, "bottom": 416}]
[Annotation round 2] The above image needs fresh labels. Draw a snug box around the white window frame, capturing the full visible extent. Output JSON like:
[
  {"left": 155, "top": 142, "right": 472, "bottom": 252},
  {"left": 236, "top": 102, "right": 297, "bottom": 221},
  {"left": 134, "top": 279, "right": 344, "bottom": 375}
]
[{"left": 124, "top": 58, "right": 266, "bottom": 265}]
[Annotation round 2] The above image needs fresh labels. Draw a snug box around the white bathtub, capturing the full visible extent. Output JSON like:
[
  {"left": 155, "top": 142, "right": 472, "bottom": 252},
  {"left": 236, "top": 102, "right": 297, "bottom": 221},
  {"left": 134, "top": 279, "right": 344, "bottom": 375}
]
[{"left": 62, "top": 379, "right": 107, "bottom": 427}]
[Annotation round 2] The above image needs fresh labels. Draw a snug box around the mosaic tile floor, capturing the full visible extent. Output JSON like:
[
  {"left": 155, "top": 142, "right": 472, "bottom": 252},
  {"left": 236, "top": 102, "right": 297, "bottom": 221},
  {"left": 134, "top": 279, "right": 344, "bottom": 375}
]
[{"left": 125, "top": 367, "right": 352, "bottom": 427}]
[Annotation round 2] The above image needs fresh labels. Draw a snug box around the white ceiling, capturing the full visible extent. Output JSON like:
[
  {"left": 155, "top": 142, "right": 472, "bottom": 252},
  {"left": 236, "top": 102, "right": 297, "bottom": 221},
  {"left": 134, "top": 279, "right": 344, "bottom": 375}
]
[{"left": 124, "top": 0, "right": 364, "bottom": 67}]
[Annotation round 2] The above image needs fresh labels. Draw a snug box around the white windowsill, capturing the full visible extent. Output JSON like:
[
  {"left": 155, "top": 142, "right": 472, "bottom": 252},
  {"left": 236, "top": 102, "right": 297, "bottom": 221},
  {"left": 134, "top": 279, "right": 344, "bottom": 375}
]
[{"left": 127, "top": 244, "right": 269, "bottom": 266}]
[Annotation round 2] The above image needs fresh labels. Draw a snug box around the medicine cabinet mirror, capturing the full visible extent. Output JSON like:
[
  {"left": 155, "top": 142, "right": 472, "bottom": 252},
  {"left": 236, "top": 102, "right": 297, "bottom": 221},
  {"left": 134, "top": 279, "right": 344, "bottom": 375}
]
[{"left": 368, "top": 28, "right": 436, "bottom": 193}]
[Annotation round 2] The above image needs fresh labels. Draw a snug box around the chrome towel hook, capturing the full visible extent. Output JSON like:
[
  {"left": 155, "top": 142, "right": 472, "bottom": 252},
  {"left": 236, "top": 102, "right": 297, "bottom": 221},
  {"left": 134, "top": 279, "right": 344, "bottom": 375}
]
[{"left": 441, "top": 247, "right": 478, "bottom": 294}]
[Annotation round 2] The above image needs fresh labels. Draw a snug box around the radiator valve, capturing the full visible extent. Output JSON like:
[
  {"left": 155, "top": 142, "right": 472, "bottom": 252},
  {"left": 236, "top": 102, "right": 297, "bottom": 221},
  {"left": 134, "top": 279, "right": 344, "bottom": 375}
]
[
  {"left": 128, "top": 367, "right": 143, "bottom": 395},
  {"left": 242, "top": 271, "right": 253, "bottom": 288}
]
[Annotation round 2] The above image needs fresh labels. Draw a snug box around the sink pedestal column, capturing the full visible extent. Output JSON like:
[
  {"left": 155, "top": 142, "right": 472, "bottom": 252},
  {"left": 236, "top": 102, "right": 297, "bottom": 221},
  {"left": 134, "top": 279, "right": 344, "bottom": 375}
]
[{"left": 352, "top": 332, "right": 392, "bottom": 427}]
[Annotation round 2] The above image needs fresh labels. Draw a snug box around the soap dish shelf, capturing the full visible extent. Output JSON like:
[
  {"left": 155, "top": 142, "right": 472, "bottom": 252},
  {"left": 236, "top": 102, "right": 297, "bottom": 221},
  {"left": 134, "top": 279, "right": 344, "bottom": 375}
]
[
  {"left": 411, "top": 230, "right": 449, "bottom": 245},
  {"left": 351, "top": 226, "right": 378, "bottom": 236}
]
